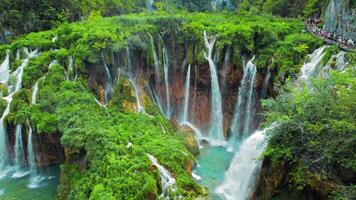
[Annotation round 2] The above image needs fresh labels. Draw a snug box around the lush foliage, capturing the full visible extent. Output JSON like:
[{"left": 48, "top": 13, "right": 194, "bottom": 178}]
[
  {"left": 262, "top": 68, "right": 356, "bottom": 198},
  {"left": 238, "top": 0, "right": 329, "bottom": 18}
]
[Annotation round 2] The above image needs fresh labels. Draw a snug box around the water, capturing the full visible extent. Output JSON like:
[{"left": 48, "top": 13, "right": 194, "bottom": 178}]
[
  {"left": 1, "top": 50, "right": 36, "bottom": 171},
  {"left": 162, "top": 46, "right": 171, "bottom": 119},
  {"left": 129, "top": 79, "right": 145, "bottom": 113},
  {"left": 147, "top": 154, "right": 177, "bottom": 199},
  {"left": 32, "top": 79, "right": 41, "bottom": 104},
  {"left": 66, "top": 56, "right": 75, "bottom": 81},
  {"left": 13, "top": 124, "right": 27, "bottom": 178},
  {"left": 321, "top": 51, "right": 348, "bottom": 77},
  {"left": 0, "top": 54, "right": 9, "bottom": 84},
  {"left": 261, "top": 67, "right": 271, "bottom": 98},
  {"left": 0, "top": 166, "right": 59, "bottom": 200},
  {"left": 203, "top": 31, "right": 225, "bottom": 143},
  {"left": 102, "top": 51, "right": 113, "bottom": 104},
  {"left": 147, "top": 0, "right": 154, "bottom": 11},
  {"left": 180, "top": 64, "right": 191, "bottom": 123},
  {"left": 26, "top": 120, "right": 41, "bottom": 188},
  {"left": 194, "top": 147, "right": 234, "bottom": 200},
  {"left": 150, "top": 37, "right": 165, "bottom": 115},
  {"left": 216, "top": 126, "right": 274, "bottom": 200},
  {"left": 229, "top": 57, "right": 257, "bottom": 148},
  {"left": 221, "top": 46, "right": 231, "bottom": 91},
  {"left": 298, "top": 46, "right": 327, "bottom": 82}
]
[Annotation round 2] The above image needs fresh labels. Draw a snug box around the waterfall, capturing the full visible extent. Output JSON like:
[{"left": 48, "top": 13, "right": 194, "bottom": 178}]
[
  {"left": 66, "top": 56, "right": 75, "bottom": 81},
  {"left": 102, "top": 51, "right": 113, "bottom": 104},
  {"left": 321, "top": 51, "right": 348, "bottom": 77},
  {"left": 147, "top": 0, "right": 154, "bottom": 11},
  {"left": 162, "top": 46, "right": 171, "bottom": 119},
  {"left": 125, "top": 44, "right": 145, "bottom": 113},
  {"left": 150, "top": 37, "right": 165, "bottom": 115},
  {"left": 32, "top": 80, "right": 40, "bottom": 104},
  {"left": 216, "top": 125, "right": 275, "bottom": 200},
  {"left": 221, "top": 46, "right": 231, "bottom": 90},
  {"left": 129, "top": 79, "right": 145, "bottom": 113},
  {"left": 298, "top": 46, "right": 327, "bottom": 82},
  {"left": 230, "top": 57, "right": 257, "bottom": 145},
  {"left": 261, "top": 67, "right": 271, "bottom": 99},
  {"left": 147, "top": 154, "right": 177, "bottom": 199},
  {"left": 13, "top": 124, "right": 28, "bottom": 178},
  {"left": 0, "top": 50, "right": 36, "bottom": 173},
  {"left": 203, "top": 31, "right": 225, "bottom": 143},
  {"left": 181, "top": 64, "right": 191, "bottom": 123},
  {"left": 0, "top": 54, "right": 9, "bottom": 84}
]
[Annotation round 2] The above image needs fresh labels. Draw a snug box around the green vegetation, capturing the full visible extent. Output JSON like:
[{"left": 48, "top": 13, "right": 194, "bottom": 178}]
[
  {"left": 238, "top": 0, "right": 329, "bottom": 18},
  {"left": 9, "top": 62, "right": 204, "bottom": 199},
  {"left": 1, "top": 11, "right": 322, "bottom": 83},
  {"left": 262, "top": 67, "right": 356, "bottom": 198}
]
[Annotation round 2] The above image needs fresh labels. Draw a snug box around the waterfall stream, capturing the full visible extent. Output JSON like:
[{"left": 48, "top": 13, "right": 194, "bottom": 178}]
[
  {"left": 180, "top": 64, "right": 191, "bottom": 123},
  {"left": 298, "top": 46, "right": 327, "bottom": 82},
  {"left": 147, "top": 154, "right": 177, "bottom": 199},
  {"left": 163, "top": 46, "right": 171, "bottom": 119},
  {"left": 261, "top": 67, "right": 271, "bottom": 98},
  {"left": 1, "top": 50, "right": 37, "bottom": 175},
  {"left": 203, "top": 31, "right": 225, "bottom": 144},
  {"left": 0, "top": 54, "right": 9, "bottom": 84},
  {"left": 13, "top": 124, "right": 28, "bottom": 178},
  {"left": 229, "top": 57, "right": 257, "bottom": 150},
  {"left": 216, "top": 125, "right": 275, "bottom": 200}
]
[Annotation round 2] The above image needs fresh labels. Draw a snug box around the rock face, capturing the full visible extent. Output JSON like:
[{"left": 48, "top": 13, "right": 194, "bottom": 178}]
[
  {"left": 322, "top": 0, "right": 356, "bottom": 39},
  {"left": 98, "top": 39, "right": 272, "bottom": 138}
]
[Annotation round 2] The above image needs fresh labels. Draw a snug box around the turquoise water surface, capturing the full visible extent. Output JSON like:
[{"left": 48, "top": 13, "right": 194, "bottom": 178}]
[
  {"left": 0, "top": 166, "right": 59, "bottom": 200},
  {"left": 194, "top": 146, "right": 235, "bottom": 200}
]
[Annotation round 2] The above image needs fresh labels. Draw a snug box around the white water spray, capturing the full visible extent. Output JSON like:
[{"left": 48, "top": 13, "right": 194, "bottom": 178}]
[
  {"left": 0, "top": 54, "right": 10, "bottom": 84},
  {"left": 13, "top": 124, "right": 28, "bottom": 178},
  {"left": 181, "top": 64, "right": 191, "bottom": 123},
  {"left": 203, "top": 31, "right": 224, "bottom": 143},
  {"left": 163, "top": 46, "right": 171, "bottom": 119},
  {"left": 0, "top": 49, "right": 37, "bottom": 173},
  {"left": 216, "top": 125, "right": 275, "bottom": 200},
  {"left": 147, "top": 154, "right": 177, "bottom": 199},
  {"left": 230, "top": 57, "right": 257, "bottom": 144},
  {"left": 298, "top": 46, "right": 327, "bottom": 82}
]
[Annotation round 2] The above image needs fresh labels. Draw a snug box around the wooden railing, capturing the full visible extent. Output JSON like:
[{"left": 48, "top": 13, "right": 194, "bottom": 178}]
[{"left": 304, "top": 21, "right": 355, "bottom": 51}]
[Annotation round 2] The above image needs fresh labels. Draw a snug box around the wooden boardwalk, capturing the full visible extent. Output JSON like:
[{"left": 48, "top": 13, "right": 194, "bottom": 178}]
[{"left": 305, "top": 22, "right": 355, "bottom": 52}]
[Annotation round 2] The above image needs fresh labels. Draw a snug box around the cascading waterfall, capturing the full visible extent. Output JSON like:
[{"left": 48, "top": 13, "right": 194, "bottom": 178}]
[
  {"left": 0, "top": 50, "right": 36, "bottom": 174},
  {"left": 32, "top": 80, "right": 40, "bottom": 104},
  {"left": 13, "top": 124, "right": 28, "bottom": 178},
  {"left": 66, "top": 56, "right": 76, "bottom": 81},
  {"left": 261, "top": 67, "right": 271, "bottom": 99},
  {"left": 180, "top": 64, "right": 191, "bottom": 123},
  {"left": 147, "top": 0, "right": 154, "bottom": 11},
  {"left": 102, "top": 51, "right": 113, "bottom": 104},
  {"left": 221, "top": 46, "right": 231, "bottom": 90},
  {"left": 230, "top": 57, "right": 257, "bottom": 147},
  {"left": 218, "top": 46, "right": 336, "bottom": 200},
  {"left": 321, "top": 51, "right": 348, "bottom": 77},
  {"left": 147, "top": 154, "right": 177, "bottom": 199},
  {"left": 298, "top": 46, "right": 327, "bottom": 82},
  {"left": 126, "top": 43, "right": 145, "bottom": 113},
  {"left": 0, "top": 54, "right": 9, "bottom": 84},
  {"left": 162, "top": 46, "right": 171, "bottom": 119},
  {"left": 242, "top": 58, "right": 257, "bottom": 136},
  {"left": 216, "top": 125, "right": 275, "bottom": 200},
  {"left": 26, "top": 121, "right": 37, "bottom": 187},
  {"left": 150, "top": 36, "right": 165, "bottom": 115},
  {"left": 203, "top": 31, "right": 225, "bottom": 143}
]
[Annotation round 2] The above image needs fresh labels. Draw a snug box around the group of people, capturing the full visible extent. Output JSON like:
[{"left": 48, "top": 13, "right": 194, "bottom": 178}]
[{"left": 306, "top": 18, "right": 355, "bottom": 50}]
